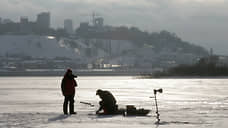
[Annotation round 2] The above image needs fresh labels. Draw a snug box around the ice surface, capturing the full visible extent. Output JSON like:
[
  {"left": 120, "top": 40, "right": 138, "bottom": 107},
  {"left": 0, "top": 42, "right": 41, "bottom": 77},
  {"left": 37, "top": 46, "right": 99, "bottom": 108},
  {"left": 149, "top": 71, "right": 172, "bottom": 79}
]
[{"left": 0, "top": 76, "right": 228, "bottom": 128}]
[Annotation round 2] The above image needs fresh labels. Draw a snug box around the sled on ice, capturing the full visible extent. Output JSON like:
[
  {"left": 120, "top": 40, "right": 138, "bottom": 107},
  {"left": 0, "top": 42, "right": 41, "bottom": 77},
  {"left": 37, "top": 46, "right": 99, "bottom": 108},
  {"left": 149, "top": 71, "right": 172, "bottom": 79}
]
[{"left": 96, "top": 105, "right": 150, "bottom": 116}]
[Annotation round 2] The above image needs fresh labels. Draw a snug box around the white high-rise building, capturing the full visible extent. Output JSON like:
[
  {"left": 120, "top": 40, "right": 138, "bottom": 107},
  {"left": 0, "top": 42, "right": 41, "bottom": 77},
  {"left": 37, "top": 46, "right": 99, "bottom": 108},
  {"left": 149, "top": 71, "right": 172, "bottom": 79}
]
[{"left": 64, "top": 19, "right": 74, "bottom": 34}]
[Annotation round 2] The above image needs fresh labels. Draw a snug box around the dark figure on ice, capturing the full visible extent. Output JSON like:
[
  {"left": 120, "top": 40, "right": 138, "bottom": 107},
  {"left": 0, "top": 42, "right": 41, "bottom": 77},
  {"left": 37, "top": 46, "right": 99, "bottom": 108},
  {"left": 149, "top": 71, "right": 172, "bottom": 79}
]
[
  {"left": 96, "top": 89, "right": 118, "bottom": 115},
  {"left": 61, "top": 69, "right": 78, "bottom": 115}
]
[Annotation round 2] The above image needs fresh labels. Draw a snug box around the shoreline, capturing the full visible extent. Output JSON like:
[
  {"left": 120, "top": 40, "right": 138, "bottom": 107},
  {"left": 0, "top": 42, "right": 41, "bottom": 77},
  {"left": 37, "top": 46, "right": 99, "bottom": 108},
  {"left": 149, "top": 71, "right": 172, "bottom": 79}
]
[
  {"left": 137, "top": 76, "right": 228, "bottom": 79},
  {"left": 0, "top": 71, "right": 228, "bottom": 79},
  {"left": 0, "top": 70, "right": 142, "bottom": 77}
]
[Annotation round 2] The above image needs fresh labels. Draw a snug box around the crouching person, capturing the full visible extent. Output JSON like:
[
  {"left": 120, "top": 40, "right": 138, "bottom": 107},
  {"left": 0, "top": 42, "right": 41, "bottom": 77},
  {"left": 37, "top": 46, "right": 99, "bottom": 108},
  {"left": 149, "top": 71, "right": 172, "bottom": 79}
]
[{"left": 96, "top": 89, "right": 118, "bottom": 115}]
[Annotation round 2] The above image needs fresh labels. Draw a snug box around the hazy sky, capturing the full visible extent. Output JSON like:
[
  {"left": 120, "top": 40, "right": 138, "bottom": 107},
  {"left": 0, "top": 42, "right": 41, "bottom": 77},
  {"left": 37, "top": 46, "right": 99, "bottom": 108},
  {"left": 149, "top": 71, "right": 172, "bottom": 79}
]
[{"left": 1, "top": 0, "right": 228, "bottom": 55}]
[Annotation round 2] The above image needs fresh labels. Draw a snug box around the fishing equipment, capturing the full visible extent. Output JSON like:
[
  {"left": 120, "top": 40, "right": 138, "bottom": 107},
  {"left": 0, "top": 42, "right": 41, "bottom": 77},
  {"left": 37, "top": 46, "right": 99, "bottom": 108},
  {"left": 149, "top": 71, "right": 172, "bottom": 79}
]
[
  {"left": 150, "top": 88, "right": 163, "bottom": 123},
  {"left": 80, "top": 101, "right": 95, "bottom": 107}
]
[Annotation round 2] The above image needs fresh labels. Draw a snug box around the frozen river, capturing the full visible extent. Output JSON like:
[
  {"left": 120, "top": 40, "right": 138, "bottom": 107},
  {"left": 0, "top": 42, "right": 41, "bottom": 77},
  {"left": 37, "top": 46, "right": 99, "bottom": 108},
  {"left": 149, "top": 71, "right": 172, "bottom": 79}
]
[{"left": 0, "top": 76, "right": 228, "bottom": 128}]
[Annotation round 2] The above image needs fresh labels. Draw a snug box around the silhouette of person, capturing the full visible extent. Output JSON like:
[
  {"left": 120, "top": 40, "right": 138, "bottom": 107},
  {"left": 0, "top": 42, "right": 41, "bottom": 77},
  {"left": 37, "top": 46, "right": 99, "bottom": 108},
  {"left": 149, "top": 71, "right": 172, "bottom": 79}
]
[
  {"left": 61, "top": 69, "right": 78, "bottom": 115},
  {"left": 96, "top": 89, "right": 118, "bottom": 115}
]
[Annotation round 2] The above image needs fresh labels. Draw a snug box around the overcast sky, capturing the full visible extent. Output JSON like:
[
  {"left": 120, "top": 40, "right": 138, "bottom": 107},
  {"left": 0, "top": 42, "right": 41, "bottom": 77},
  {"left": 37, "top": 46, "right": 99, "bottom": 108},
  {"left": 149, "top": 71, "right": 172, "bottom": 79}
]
[{"left": 1, "top": 0, "right": 228, "bottom": 55}]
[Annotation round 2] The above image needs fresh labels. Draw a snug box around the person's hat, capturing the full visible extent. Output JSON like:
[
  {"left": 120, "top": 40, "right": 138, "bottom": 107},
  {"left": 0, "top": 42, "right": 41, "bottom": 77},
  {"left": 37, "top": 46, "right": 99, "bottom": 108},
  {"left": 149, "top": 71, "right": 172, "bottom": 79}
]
[
  {"left": 67, "top": 68, "right": 72, "bottom": 73},
  {"left": 96, "top": 89, "right": 103, "bottom": 95}
]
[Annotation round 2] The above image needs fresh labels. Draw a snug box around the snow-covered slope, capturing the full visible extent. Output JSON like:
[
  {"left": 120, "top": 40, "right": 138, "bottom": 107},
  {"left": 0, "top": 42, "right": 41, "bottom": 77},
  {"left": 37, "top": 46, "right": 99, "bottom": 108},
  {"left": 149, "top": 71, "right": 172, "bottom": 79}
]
[{"left": 0, "top": 35, "right": 78, "bottom": 59}]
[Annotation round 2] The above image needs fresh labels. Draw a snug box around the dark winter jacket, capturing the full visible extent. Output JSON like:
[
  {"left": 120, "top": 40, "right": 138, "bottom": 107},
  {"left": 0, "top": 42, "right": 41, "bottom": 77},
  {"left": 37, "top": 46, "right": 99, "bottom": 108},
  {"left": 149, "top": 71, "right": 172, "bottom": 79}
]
[
  {"left": 61, "top": 75, "right": 77, "bottom": 96},
  {"left": 99, "top": 91, "right": 116, "bottom": 106},
  {"left": 97, "top": 90, "right": 117, "bottom": 114}
]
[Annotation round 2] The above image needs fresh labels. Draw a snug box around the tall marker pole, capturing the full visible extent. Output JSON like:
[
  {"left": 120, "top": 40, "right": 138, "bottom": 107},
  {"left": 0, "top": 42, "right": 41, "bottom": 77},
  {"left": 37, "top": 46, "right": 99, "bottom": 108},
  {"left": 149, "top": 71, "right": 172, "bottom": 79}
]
[{"left": 153, "top": 88, "right": 163, "bottom": 124}]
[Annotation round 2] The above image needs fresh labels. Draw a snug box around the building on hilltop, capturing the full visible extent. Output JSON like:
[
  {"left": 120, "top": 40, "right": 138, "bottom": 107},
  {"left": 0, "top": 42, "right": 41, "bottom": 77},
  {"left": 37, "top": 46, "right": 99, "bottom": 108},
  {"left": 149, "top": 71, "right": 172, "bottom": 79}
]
[
  {"left": 20, "top": 17, "right": 30, "bottom": 34},
  {"left": 64, "top": 19, "right": 74, "bottom": 35},
  {"left": 2, "top": 19, "right": 14, "bottom": 24},
  {"left": 36, "top": 12, "right": 50, "bottom": 32},
  {"left": 0, "top": 12, "right": 51, "bottom": 35},
  {"left": 94, "top": 17, "right": 104, "bottom": 28}
]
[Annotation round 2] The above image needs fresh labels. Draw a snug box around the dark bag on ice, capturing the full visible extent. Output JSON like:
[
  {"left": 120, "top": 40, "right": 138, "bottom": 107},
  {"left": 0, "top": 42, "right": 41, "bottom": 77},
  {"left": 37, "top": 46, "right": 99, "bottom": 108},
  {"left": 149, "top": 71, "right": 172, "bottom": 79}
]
[{"left": 126, "top": 105, "right": 150, "bottom": 116}]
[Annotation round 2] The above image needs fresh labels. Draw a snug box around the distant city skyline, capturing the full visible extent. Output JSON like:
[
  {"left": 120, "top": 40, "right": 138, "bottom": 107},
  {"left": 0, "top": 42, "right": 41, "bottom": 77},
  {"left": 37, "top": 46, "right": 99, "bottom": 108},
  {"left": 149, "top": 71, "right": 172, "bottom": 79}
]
[
  {"left": 64, "top": 19, "right": 73, "bottom": 34},
  {"left": 0, "top": 0, "right": 228, "bottom": 55}
]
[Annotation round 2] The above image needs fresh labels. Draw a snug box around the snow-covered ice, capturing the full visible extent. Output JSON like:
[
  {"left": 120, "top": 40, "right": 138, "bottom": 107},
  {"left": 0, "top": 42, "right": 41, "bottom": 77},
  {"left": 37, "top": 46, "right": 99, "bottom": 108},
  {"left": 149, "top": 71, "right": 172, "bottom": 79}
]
[{"left": 0, "top": 76, "right": 228, "bottom": 128}]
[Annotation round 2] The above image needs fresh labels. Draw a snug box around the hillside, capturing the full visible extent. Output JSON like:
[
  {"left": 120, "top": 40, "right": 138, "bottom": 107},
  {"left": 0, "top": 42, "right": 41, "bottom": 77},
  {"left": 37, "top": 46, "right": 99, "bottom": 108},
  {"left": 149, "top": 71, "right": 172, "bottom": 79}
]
[
  {"left": 77, "top": 25, "right": 208, "bottom": 57},
  {"left": 0, "top": 30, "right": 210, "bottom": 71}
]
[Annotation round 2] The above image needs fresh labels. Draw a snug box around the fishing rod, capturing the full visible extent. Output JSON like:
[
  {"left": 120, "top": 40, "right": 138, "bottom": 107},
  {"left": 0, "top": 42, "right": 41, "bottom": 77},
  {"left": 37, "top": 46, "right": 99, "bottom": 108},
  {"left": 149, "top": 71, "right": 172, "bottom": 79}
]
[
  {"left": 80, "top": 101, "right": 95, "bottom": 107},
  {"left": 150, "top": 88, "right": 163, "bottom": 124}
]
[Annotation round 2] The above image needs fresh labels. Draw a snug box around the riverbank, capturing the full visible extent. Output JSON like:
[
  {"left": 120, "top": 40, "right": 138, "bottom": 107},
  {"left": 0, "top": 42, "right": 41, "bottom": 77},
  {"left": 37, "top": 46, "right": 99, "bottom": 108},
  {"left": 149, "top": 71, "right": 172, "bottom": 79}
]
[
  {"left": 0, "top": 70, "right": 143, "bottom": 76},
  {"left": 137, "top": 74, "right": 228, "bottom": 79}
]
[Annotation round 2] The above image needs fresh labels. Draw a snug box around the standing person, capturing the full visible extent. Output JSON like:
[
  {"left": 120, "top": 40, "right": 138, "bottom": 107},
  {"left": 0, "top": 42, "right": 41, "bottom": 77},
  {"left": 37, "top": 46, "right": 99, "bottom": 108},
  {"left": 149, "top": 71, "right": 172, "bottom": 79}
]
[
  {"left": 96, "top": 89, "right": 118, "bottom": 115},
  {"left": 61, "top": 69, "right": 78, "bottom": 115}
]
